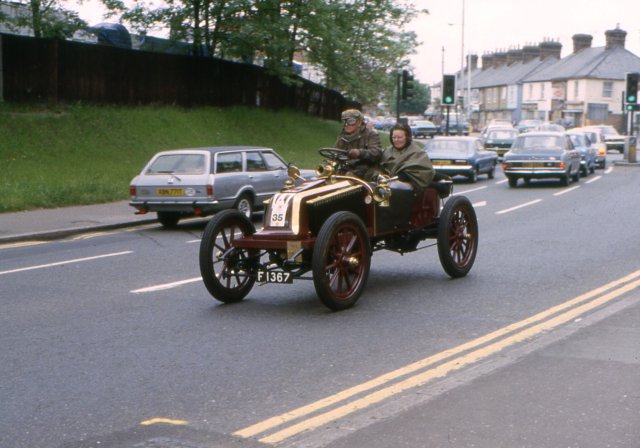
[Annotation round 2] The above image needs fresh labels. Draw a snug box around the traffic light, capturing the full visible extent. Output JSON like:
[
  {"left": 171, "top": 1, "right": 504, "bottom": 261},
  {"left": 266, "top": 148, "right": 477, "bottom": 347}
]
[
  {"left": 626, "top": 103, "right": 640, "bottom": 111},
  {"left": 626, "top": 72, "right": 639, "bottom": 104},
  {"left": 402, "top": 70, "right": 414, "bottom": 100},
  {"left": 442, "top": 75, "right": 456, "bottom": 105}
]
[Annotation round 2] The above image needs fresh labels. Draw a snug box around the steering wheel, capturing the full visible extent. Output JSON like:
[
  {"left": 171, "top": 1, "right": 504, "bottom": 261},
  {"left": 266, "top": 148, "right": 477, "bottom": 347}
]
[{"left": 318, "top": 147, "right": 350, "bottom": 162}]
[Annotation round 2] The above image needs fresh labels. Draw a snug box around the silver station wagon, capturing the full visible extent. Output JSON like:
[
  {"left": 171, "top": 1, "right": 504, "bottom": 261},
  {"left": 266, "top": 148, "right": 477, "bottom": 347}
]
[{"left": 129, "top": 146, "right": 315, "bottom": 227}]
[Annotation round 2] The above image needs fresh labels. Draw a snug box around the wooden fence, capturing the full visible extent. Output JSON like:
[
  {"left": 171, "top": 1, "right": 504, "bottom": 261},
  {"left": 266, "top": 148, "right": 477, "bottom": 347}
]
[{"left": 0, "top": 33, "right": 357, "bottom": 120}]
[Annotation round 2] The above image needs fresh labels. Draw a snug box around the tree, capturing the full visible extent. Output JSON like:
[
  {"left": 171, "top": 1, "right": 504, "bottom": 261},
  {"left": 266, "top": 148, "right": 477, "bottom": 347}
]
[
  {"left": 0, "top": 0, "right": 87, "bottom": 39},
  {"left": 393, "top": 81, "right": 430, "bottom": 116},
  {"left": 98, "top": 0, "right": 427, "bottom": 103}
]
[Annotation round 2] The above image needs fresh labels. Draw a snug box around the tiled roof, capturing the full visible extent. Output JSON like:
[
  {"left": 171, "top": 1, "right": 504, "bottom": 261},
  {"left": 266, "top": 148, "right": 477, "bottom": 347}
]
[
  {"left": 470, "top": 57, "right": 558, "bottom": 88},
  {"left": 524, "top": 46, "right": 640, "bottom": 82}
]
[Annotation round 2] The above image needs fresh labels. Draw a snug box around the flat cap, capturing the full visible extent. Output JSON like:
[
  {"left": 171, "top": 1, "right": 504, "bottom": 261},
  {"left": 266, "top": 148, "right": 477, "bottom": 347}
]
[{"left": 341, "top": 109, "right": 364, "bottom": 121}]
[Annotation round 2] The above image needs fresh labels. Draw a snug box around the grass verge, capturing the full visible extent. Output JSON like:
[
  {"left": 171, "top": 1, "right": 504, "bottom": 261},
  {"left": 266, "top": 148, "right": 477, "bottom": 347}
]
[{"left": 0, "top": 103, "right": 341, "bottom": 212}]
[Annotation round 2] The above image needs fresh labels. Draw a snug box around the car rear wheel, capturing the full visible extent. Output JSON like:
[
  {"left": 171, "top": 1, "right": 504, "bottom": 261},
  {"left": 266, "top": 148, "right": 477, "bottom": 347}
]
[
  {"left": 559, "top": 171, "right": 570, "bottom": 186},
  {"left": 468, "top": 169, "right": 478, "bottom": 183},
  {"left": 437, "top": 196, "right": 478, "bottom": 278},
  {"left": 572, "top": 168, "right": 580, "bottom": 182},
  {"left": 488, "top": 164, "right": 495, "bottom": 179},
  {"left": 312, "top": 212, "right": 371, "bottom": 311},
  {"left": 580, "top": 164, "right": 588, "bottom": 177},
  {"left": 234, "top": 194, "right": 253, "bottom": 219},
  {"left": 507, "top": 176, "right": 518, "bottom": 188},
  {"left": 199, "top": 210, "right": 257, "bottom": 303},
  {"left": 157, "top": 211, "right": 181, "bottom": 228}
]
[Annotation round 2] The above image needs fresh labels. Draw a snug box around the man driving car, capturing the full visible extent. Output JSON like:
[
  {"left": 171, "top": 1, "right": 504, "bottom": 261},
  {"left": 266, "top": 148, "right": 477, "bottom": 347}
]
[{"left": 334, "top": 109, "right": 382, "bottom": 181}]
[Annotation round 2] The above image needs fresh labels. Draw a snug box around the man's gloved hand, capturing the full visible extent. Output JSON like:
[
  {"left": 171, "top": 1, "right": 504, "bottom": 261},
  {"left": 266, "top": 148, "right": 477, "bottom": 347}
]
[{"left": 347, "top": 148, "right": 361, "bottom": 159}]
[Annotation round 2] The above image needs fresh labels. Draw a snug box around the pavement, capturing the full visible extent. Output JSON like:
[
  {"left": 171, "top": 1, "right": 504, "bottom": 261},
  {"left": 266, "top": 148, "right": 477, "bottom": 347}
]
[{"left": 0, "top": 200, "right": 158, "bottom": 244}]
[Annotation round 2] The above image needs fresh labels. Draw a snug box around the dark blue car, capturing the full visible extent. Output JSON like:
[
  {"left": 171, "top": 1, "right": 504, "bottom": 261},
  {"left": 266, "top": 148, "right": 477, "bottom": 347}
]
[{"left": 425, "top": 136, "right": 498, "bottom": 182}]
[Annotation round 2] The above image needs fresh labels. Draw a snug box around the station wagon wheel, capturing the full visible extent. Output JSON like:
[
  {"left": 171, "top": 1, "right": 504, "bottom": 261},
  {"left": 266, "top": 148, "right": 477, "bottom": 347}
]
[
  {"left": 234, "top": 194, "right": 253, "bottom": 219},
  {"left": 437, "top": 196, "right": 478, "bottom": 278},
  {"left": 312, "top": 212, "right": 371, "bottom": 311},
  {"left": 157, "top": 211, "right": 181, "bottom": 228},
  {"left": 199, "top": 210, "right": 257, "bottom": 303}
]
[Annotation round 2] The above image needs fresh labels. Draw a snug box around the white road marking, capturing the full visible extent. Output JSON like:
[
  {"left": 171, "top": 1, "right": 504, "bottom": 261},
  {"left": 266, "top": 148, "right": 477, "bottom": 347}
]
[
  {"left": 473, "top": 201, "right": 487, "bottom": 207},
  {"left": 553, "top": 185, "right": 580, "bottom": 196},
  {"left": 585, "top": 175, "right": 602, "bottom": 184},
  {"left": 0, "top": 251, "right": 133, "bottom": 276},
  {"left": 495, "top": 179, "right": 508, "bottom": 184},
  {"left": 605, "top": 166, "right": 613, "bottom": 174},
  {"left": 495, "top": 199, "right": 542, "bottom": 215},
  {"left": 131, "top": 277, "right": 201, "bottom": 293},
  {"left": 454, "top": 185, "right": 488, "bottom": 195}
]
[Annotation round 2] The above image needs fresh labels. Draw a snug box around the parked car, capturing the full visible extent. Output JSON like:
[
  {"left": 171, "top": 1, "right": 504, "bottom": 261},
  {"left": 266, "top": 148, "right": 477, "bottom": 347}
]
[
  {"left": 425, "top": 136, "right": 499, "bottom": 182},
  {"left": 583, "top": 125, "right": 625, "bottom": 153},
  {"left": 567, "top": 131, "right": 597, "bottom": 176},
  {"left": 199, "top": 149, "right": 478, "bottom": 310},
  {"left": 502, "top": 132, "right": 581, "bottom": 187},
  {"left": 482, "top": 127, "right": 518, "bottom": 158},
  {"left": 411, "top": 120, "right": 438, "bottom": 139},
  {"left": 571, "top": 127, "right": 607, "bottom": 168},
  {"left": 129, "top": 146, "right": 316, "bottom": 227},
  {"left": 517, "top": 119, "right": 542, "bottom": 133}
]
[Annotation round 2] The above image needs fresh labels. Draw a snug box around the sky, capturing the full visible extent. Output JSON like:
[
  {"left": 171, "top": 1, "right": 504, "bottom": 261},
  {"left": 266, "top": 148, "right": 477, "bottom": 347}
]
[{"left": 67, "top": 0, "right": 640, "bottom": 85}]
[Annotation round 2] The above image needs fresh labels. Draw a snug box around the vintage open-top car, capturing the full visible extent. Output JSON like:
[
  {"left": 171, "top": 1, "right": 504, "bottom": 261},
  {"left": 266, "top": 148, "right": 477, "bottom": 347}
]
[{"left": 199, "top": 148, "right": 479, "bottom": 310}]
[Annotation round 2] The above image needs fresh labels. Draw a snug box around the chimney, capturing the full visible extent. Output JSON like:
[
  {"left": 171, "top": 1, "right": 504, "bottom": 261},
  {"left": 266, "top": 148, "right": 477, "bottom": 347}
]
[
  {"left": 506, "top": 48, "right": 523, "bottom": 65},
  {"left": 605, "top": 26, "right": 626, "bottom": 49},
  {"left": 492, "top": 51, "right": 508, "bottom": 67},
  {"left": 539, "top": 40, "right": 562, "bottom": 59},
  {"left": 482, "top": 54, "right": 494, "bottom": 70},
  {"left": 467, "top": 54, "right": 478, "bottom": 70},
  {"left": 572, "top": 34, "right": 593, "bottom": 53},
  {"left": 522, "top": 44, "right": 540, "bottom": 62}
]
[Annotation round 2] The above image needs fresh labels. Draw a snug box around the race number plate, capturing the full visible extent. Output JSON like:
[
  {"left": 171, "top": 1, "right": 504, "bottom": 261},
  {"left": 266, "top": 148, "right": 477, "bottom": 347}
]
[
  {"left": 256, "top": 269, "right": 293, "bottom": 284},
  {"left": 268, "top": 193, "right": 294, "bottom": 227}
]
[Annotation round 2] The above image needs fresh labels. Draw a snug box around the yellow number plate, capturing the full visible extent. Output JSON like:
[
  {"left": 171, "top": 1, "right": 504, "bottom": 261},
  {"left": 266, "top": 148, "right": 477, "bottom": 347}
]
[
  {"left": 157, "top": 188, "right": 184, "bottom": 196},
  {"left": 432, "top": 160, "right": 450, "bottom": 166}
]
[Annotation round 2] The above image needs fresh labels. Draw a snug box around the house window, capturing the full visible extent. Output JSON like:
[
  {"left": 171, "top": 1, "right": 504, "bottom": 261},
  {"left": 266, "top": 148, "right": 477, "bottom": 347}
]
[{"left": 602, "top": 81, "right": 613, "bottom": 98}]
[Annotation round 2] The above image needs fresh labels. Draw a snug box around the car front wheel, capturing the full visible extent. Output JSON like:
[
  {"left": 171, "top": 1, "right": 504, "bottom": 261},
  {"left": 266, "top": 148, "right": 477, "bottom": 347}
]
[
  {"left": 199, "top": 210, "right": 257, "bottom": 303},
  {"left": 312, "top": 212, "right": 371, "bottom": 311},
  {"left": 234, "top": 194, "right": 253, "bottom": 219}
]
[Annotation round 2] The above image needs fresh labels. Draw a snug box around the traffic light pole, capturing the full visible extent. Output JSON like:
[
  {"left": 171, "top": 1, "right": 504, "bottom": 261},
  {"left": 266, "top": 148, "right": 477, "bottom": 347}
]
[{"left": 445, "top": 105, "right": 450, "bottom": 136}]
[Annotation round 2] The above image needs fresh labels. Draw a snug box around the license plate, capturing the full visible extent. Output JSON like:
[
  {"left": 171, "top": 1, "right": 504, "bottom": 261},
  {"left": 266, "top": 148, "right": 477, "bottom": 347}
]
[
  {"left": 431, "top": 160, "right": 450, "bottom": 166},
  {"left": 256, "top": 269, "right": 293, "bottom": 283},
  {"left": 157, "top": 188, "right": 184, "bottom": 196}
]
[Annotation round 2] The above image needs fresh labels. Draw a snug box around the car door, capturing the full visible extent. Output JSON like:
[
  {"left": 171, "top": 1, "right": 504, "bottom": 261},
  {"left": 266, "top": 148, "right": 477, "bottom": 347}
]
[
  {"left": 261, "top": 150, "right": 290, "bottom": 192},
  {"left": 212, "top": 151, "right": 248, "bottom": 208},
  {"left": 245, "top": 150, "right": 284, "bottom": 202},
  {"left": 564, "top": 136, "right": 581, "bottom": 172},
  {"left": 474, "top": 139, "right": 492, "bottom": 173}
]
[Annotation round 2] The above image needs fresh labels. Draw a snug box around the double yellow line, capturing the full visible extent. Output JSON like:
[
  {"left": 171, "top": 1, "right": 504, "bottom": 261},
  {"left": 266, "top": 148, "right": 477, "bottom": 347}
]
[{"left": 234, "top": 270, "right": 640, "bottom": 445}]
